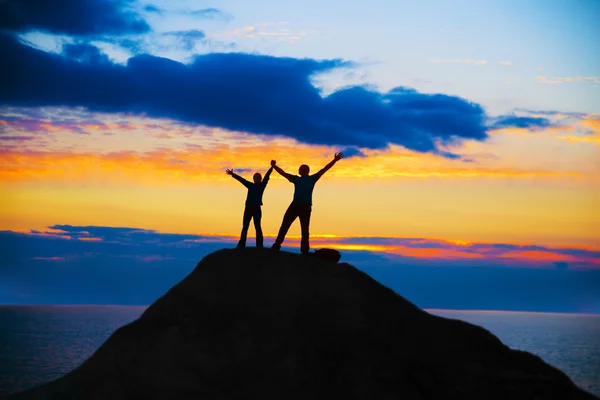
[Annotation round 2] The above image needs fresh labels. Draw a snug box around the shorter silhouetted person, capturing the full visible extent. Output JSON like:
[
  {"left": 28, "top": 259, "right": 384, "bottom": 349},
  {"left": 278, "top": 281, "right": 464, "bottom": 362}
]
[
  {"left": 271, "top": 152, "right": 344, "bottom": 254},
  {"left": 227, "top": 166, "right": 273, "bottom": 249}
]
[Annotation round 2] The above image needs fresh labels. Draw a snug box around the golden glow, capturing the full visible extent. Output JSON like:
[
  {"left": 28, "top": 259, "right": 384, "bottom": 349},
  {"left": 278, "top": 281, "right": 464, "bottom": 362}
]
[
  {"left": 2, "top": 112, "right": 599, "bottom": 254},
  {"left": 0, "top": 146, "right": 583, "bottom": 184},
  {"left": 557, "top": 135, "right": 600, "bottom": 144},
  {"left": 580, "top": 117, "right": 600, "bottom": 134}
]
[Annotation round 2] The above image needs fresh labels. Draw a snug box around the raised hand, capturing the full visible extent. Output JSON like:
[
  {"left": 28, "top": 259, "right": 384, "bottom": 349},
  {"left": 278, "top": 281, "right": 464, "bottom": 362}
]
[
  {"left": 226, "top": 168, "right": 234, "bottom": 175},
  {"left": 271, "top": 160, "right": 276, "bottom": 167},
  {"left": 334, "top": 152, "right": 344, "bottom": 161}
]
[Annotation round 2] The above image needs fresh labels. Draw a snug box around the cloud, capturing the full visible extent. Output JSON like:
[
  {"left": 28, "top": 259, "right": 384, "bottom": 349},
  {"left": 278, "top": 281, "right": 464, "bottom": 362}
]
[
  {"left": 163, "top": 30, "right": 206, "bottom": 51},
  {"left": 190, "top": 8, "right": 231, "bottom": 21},
  {"left": 47, "top": 224, "right": 214, "bottom": 243},
  {"left": 0, "top": 0, "right": 150, "bottom": 36},
  {"left": 555, "top": 261, "right": 569, "bottom": 270},
  {"left": 0, "top": 36, "right": 495, "bottom": 158},
  {"left": 109, "top": 30, "right": 231, "bottom": 57},
  {"left": 537, "top": 76, "right": 600, "bottom": 84},
  {"left": 7, "top": 226, "right": 600, "bottom": 268},
  {"left": 340, "top": 147, "right": 366, "bottom": 158},
  {"left": 500, "top": 61, "right": 512, "bottom": 67},
  {"left": 0, "top": 112, "right": 132, "bottom": 135},
  {"left": 556, "top": 135, "right": 600, "bottom": 144},
  {"left": 0, "top": 145, "right": 579, "bottom": 184},
  {"left": 215, "top": 22, "right": 315, "bottom": 45},
  {"left": 428, "top": 59, "right": 487, "bottom": 66},
  {"left": 490, "top": 115, "right": 555, "bottom": 130},
  {"left": 490, "top": 110, "right": 600, "bottom": 144},
  {"left": 232, "top": 22, "right": 315, "bottom": 42},
  {"left": 1, "top": 106, "right": 584, "bottom": 181},
  {"left": 580, "top": 117, "right": 600, "bottom": 134},
  {"left": 1, "top": 227, "right": 599, "bottom": 311},
  {"left": 62, "top": 43, "right": 111, "bottom": 64},
  {"left": 312, "top": 236, "right": 600, "bottom": 268},
  {"left": 0, "top": 135, "right": 36, "bottom": 141},
  {"left": 233, "top": 168, "right": 253, "bottom": 174},
  {"left": 144, "top": 5, "right": 163, "bottom": 14}
]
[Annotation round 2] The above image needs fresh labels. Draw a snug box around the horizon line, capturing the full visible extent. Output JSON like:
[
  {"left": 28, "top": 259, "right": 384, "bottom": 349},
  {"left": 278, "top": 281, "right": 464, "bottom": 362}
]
[{"left": 1, "top": 303, "right": 598, "bottom": 316}]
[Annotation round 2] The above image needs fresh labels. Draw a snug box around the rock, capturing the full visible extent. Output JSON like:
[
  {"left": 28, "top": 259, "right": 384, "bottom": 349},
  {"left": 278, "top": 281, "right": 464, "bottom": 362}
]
[
  {"left": 313, "top": 248, "right": 341, "bottom": 263},
  {"left": 8, "top": 248, "right": 597, "bottom": 400}
]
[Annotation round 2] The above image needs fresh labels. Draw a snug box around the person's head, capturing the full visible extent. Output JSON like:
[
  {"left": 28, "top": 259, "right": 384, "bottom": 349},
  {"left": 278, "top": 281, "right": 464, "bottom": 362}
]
[
  {"left": 253, "top": 173, "right": 262, "bottom": 183},
  {"left": 298, "top": 164, "right": 310, "bottom": 176}
]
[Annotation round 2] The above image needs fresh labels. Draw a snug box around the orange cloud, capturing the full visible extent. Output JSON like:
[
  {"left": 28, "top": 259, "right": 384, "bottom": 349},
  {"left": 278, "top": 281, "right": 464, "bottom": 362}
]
[
  {"left": 0, "top": 145, "right": 580, "bottom": 185},
  {"left": 580, "top": 117, "right": 600, "bottom": 134},
  {"left": 17, "top": 228, "right": 600, "bottom": 269},
  {"left": 2, "top": 109, "right": 596, "bottom": 181},
  {"left": 264, "top": 235, "right": 599, "bottom": 267},
  {"left": 499, "top": 250, "right": 577, "bottom": 262},
  {"left": 556, "top": 135, "right": 600, "bottom": 144}
]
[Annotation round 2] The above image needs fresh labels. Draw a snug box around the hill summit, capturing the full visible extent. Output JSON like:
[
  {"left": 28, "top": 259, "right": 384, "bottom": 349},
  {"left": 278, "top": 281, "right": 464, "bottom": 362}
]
[{"left": 9, "top": 248, "right": 597, "bottom": 399}]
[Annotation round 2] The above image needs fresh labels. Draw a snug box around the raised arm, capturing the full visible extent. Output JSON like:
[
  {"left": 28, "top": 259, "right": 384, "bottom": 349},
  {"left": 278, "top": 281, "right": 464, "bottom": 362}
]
[
  {"left": 314, "top": 152, "right": 344, "bottom": 179},
  {"left": 271, "top": 160, "right": 294, "bottom": 182},
  {"left": 262, "top": 166, "right": 274, "bottom": 186},
  {"left": 226, "top": 168, "right": 251, "bottom": 188}
]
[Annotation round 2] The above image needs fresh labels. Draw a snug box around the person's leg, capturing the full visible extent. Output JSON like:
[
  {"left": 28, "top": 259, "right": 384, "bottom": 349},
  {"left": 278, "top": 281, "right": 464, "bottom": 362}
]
[
  {"left": 254, "top": 206, "right": 263, "bottom": 248},
  {"left": 237, "top": 206, "right": 252, "bottom": 248},
  {"left": 272, "top": 204, "right": 299, "bottom": 250},
  {"left": 299, "top": 206, "right": 312, "bottom": 254}
]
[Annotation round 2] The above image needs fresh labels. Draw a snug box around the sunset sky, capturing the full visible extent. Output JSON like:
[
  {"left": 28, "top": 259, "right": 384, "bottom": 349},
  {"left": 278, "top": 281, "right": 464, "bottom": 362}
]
[{"left": 1, "top": 0, "right": 599, "bottom": 311}]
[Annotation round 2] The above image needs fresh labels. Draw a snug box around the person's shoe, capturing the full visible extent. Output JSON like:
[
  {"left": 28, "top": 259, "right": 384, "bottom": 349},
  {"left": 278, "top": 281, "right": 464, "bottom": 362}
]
[{"left": 271, "top": 243, "right": 281, "bottom": 251}]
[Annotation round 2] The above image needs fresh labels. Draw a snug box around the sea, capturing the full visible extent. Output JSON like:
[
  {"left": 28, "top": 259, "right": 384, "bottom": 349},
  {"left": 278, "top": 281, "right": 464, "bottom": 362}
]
[{"left": 0, "top": 306, "right": 599, "bottom": 397}]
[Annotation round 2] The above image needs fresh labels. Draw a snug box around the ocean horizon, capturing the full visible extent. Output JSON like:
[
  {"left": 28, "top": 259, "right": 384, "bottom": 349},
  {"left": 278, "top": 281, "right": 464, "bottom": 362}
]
[{"left": 1, "top": 305, "right": 598, "bottom": 396}]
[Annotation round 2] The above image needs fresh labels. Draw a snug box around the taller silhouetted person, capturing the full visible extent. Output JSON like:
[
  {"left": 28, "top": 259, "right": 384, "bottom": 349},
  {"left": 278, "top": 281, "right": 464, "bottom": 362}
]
[
  {"left": 271, "top": 152, "right": 344, "bottom": 254},
  {"left": 227, "top": 165, "right": 273, "bottom": 249}
]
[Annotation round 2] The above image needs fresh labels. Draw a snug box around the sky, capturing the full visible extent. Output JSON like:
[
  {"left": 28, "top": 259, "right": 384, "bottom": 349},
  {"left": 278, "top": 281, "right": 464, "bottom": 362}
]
[{"left": 1, "top": 0, "right": 599, "bottom": 312}]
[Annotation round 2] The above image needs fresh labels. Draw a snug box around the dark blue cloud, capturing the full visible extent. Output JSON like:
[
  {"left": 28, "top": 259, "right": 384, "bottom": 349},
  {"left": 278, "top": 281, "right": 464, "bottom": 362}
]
[
  {"left": 232, "top": 168, "right": 253, "bottom": 174},
  {"left": 340, "top": 147, "right": 366, "bottom": 158},
  {"left": 0, "top": 35, "right": 494, "bottom": 157},
  {"left": 164, "top": 29, "right": 206, "bottom": 51},
  {"left": 62, "top": 43, "right": 111, "bottom": 64},
  {"left": 490, "top": 115, "right": 555, "bottom": 130},
  {"left": 555, "top": 261, "right": 569, "bottom": 270},
  {"left": 47, "top": 225, "right": 216, "bottom": 244},
  {"left": 190, "top": 8, "right": 231, "bottom": 20},
  {"left": 144, "top": 4, "right": 163, "bottom": 14},
  {"left": 513, "top": 109, "right": 587, "bottom": 118},
  {"left": 0, "top": 0, "right": 150, "bottom": 36}
]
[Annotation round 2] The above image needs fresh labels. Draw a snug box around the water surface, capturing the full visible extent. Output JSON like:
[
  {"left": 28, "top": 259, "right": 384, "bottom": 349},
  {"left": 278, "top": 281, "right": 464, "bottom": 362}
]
[{"left": 1, "top": 306, "right": 598, "bottom": 396}]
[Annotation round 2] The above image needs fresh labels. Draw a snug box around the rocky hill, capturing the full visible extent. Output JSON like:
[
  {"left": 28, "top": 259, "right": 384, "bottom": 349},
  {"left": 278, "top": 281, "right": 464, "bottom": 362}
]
[{"left": 7, "top": 248, "right": 597, "bottom": 399}]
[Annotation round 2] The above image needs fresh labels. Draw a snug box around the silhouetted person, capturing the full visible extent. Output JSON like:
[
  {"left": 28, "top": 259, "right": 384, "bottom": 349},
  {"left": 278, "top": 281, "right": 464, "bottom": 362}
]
[
  {"left": 227, "top": 166, "right": 273, "bottom": 249},
  {"left": 271, "top": 152, "right": 344, "bottom": 254}
]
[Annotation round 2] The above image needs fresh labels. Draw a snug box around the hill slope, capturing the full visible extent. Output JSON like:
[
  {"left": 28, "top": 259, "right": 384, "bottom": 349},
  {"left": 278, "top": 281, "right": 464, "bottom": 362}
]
[{"left": 8, "top": 248, "right": 597, "bottom": 399}]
